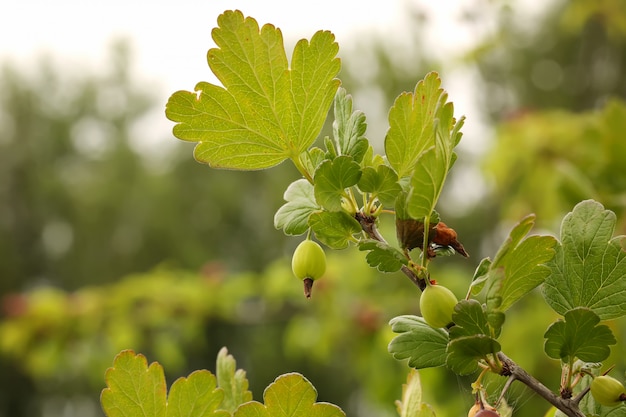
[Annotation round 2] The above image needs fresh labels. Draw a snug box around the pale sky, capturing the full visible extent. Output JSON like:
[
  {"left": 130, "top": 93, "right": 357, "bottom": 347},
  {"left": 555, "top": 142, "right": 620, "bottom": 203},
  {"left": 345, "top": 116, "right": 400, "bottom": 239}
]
[
  {"left": 0, "top": 0, "right": 501, "bottom": 92},
  {"left": 1, "top": 0, "right": 551, "bottom": 209}
]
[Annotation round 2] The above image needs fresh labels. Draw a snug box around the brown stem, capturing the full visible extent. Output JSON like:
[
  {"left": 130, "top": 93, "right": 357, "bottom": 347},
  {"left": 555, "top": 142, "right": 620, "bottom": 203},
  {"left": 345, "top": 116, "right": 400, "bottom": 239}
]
[
  {"left": 497, "top": 352, "right": 585, "bottom": 417},
  {"left": 354, "top": 213, "right": 426, "bottom": 290}
]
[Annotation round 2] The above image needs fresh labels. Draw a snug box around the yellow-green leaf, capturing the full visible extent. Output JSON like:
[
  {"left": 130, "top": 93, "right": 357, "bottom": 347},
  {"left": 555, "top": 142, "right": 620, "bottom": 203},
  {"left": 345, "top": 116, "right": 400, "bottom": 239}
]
[
  {"left": 166, "top": 10, "right": 340, "bottom": 170},
  {"left": 234, "top": 373, "right": 345, "bottom": 417},
  {"left": 101, "top": 350, "right": 167, "bottom": 417}
]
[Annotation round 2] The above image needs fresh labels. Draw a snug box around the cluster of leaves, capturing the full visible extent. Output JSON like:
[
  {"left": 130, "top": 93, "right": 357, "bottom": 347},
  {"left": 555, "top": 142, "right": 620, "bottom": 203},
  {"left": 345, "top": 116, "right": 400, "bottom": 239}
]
[
  {"left": 483, "top": 100, "right": 626, "bottom": 226},
  {"left": 101, "top": 348, "right": 346, "bottom": 417},
  {"left": 390, "top": 200, "right": 626, "bottom": 416},
  {"left": 163, "top": 9, "right": 626, "bottom": 417},
  {"left": 166, "top": 10, "right": 465, "bottom": 277},
  {"left": 101, "top": 348, "right": 443, "bottom": 417}
]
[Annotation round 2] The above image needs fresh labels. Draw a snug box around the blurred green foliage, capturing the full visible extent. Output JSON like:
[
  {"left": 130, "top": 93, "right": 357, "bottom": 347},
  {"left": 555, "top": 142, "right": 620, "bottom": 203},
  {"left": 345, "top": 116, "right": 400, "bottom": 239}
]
[
  {"left": 483, "top": 100, "right": 626, "bottom": 228},
  {"left": 2, "top": 1, "right": 626, "bottom": 417},
  {"left": 470, "top": 0, "right": 626, "bottom": 118},
  {"left": 0, "top": 249, "right": 421, "bottom": 417},
  {"left": 0, "top": 41, "right": 295, "bottom": 295}
]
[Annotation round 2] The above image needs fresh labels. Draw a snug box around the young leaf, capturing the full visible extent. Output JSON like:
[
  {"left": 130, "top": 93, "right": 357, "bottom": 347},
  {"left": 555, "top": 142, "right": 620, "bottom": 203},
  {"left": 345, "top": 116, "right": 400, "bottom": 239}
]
[
  {"left": 314, "top": 156, "right": 362, "bottom": 211},
  {"left": 166, "top": 10, "right": 341, "bottom": 170},
  {"left": 299, "top": 147, "right": 326, "bottom": 176},
  {"left": 483, "top": 214, "right": 556, "bottom": 335},
  {"left": 309, "top": 211, "right": 361, "bottom": 249},
  {"left": 274, "top": 179, "right": 319, "bottom": 235},
  {"left": 216, "top": 347, "right": 252, "bottom": 414},
  {"left": 544, "top": 307, "right": 616, "bottom": 363},
  {"left": 446, "top": 335, "right": 501, "bottom": 376},
  {"left": 358, "top": 165, "right": 402, "bottom": 207},
  {"left": 233, "top": 373, "right": 345, "bottom": 417},
  {"left": 388, "top": 315, "right": 449, "bottom": 369},
  {"left": 406, "top": 102, "right": 464, "bottom": 221},
  {"left": 443, "top": 300, "right": 502, "bottom": 375},
  {"left": 101, "top": 350, "right": 167, "bottom": 417},
  {"left": 167, "top": 371, "right": 230, "bottom": 417},
  {"left": 543, "top": 200, "right": 626, "bottom": 320},
  {"left": 358, "top": 240, "right": 408, "bottom": 273},
  {"left": 333, "top": 88, "right": 369, "bottom": 163},
  {"left": 468, "top": 257, "right": 492, "bottom": 296},
  {"left": 449, "top": 300, "right": 491, "bottom": 340},
  {"left": 385, "top": 72, "right": 447, "bottom": 179},
  {"left": 396, "top": 370, "right": 436, "bottom": 417}
]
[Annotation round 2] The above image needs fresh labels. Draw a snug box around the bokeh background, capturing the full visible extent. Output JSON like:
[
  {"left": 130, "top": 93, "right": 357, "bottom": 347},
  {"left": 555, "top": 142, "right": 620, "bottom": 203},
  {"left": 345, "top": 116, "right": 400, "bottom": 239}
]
[{"left": 2, "top": 0, "right": 626, "bottom": 416}]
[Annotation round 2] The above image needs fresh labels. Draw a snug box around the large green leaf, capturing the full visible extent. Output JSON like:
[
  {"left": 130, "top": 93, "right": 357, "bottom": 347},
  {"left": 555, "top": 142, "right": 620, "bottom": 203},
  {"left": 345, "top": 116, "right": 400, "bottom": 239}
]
[
  {"left": 385, "top": 72, "right": 447, "bottom": 179},
  {"left": 543, "top": 200, "right": 626, "bottom": 320},
  {"left": 544, "top": 307, "right": 616, "bottom": 362},
  {"left": 166, "top": 10, "right": 341, "bottom": 170},
  {"left": 388, "top": 315, "right": 449, "bottom": 369},
  {"left": 234, "top": 373, "right": 345, "bottom": 417}
]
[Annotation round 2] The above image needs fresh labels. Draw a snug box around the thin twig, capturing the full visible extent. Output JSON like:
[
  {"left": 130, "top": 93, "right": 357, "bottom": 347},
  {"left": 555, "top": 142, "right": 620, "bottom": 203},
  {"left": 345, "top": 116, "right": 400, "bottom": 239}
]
[
  {"left": 354, "top": 213, "right": 426, "bottom": 290},
  {"left": 498, "top": 352, "right": 585, "bottom": 417},
  {"left": 495, "top": 374, "right": 516, "bottom": 407}
]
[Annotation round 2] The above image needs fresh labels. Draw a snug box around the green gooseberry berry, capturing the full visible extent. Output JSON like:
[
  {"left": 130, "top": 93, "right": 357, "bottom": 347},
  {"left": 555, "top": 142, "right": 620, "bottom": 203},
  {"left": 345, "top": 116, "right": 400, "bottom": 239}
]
[
  {"left": 420, "top": 283, "right": 458, "bottom": 328},
  {"left": 291, "top": 239, "right": 326, "bottom": 298}
]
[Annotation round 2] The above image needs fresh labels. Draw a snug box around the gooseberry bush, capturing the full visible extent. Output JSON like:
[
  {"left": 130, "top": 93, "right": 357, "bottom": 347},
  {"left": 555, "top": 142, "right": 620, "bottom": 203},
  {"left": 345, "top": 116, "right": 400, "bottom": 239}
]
[{"left": 101, "top": 10, "right": 626, "bottom": 417}]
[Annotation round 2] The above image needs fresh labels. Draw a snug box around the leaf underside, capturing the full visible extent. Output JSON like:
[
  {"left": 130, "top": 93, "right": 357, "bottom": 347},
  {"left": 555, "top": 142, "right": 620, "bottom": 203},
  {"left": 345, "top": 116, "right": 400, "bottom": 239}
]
[{"left": 166, "top": 10, "right": 341, "bottom": 170}]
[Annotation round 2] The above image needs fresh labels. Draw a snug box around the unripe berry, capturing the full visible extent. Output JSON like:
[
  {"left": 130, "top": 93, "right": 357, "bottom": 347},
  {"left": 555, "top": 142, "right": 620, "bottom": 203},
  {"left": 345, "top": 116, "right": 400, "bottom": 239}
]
[
  {"left": 291, "top": 239, "right": 326, "bottom": 298},
  {"left": 419, "top": 284, "right": 458, "bottom": 328},
  {"left": 590, "top": 375, "right": 626, "bottom": 407}
]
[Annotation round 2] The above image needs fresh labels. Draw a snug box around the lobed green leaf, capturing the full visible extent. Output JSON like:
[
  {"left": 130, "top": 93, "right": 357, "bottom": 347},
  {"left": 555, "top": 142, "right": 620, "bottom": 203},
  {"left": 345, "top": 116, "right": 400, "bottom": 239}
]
[
  {"left": 358, "top": 240, "right": 408, "bottom": 272},
  {"left": 309, "top": 211, "right": 361, "bottom": 249},
  {"left": 385, "top": 72, "right": 446, "bottom": 179},
  {"left": 358, "top": 165, "right": 402, "bottom": 208},
  {"left": 544, "top": 307, "right": 616, "bottom": 363},
  {"left": 446, "top": 336, "right": 501, "bottom": 376},
  {"left": 166, "top": 10, "right": 340, "bottom": 170},
  {"left": 167, "top": 371, "right": 229, "bottom": 417},
  {"left": 313, "top": 156, "right": 362, "bottom": 211},
  {"left": 543, "top": 200, "right": 626, "bottom": 320},
  {"left": 449, "top": 300, "right": 491, "bottom": 339},
  {"left": 101, "top": 350, "right": 167, "bottom": 417},
  {"left": 233, "top": 373, "right": 345, "bottom": 417},
  {"left": 388, "top": 315, "right": 449, "bottom": 369}
]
